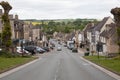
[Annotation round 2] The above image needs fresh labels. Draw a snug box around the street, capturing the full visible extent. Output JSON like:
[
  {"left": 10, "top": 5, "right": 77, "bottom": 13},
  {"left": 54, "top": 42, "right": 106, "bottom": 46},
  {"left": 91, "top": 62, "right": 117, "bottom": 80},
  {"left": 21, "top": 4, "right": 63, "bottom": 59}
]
[{"left": 0, "top": 45, "right": 116, "bottom": 80}]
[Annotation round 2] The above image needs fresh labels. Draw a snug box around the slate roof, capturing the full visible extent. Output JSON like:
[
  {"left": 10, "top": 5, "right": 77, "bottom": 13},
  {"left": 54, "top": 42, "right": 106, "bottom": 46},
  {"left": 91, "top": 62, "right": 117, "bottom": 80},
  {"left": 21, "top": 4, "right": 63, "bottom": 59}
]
[
  {"left": 94, "top": 17, "right": 110, "bottom": 31},
  {"left": 83, "top": 23, "right": 94, "bottom": 32},
  {"left": 87, "top": 26, "right": 95, "bottom": 32},
  {"left": 56, "top": 32, "right": 64, "bottom": 38},
  {"left": 100, "top": 23, "right": 116, "bottom": 39},
  {"left": 65, "top": 32, "right": 75, "bottom": 40},
  {"left": 14, "top": 20, "right": 24, "bottom": 25}
]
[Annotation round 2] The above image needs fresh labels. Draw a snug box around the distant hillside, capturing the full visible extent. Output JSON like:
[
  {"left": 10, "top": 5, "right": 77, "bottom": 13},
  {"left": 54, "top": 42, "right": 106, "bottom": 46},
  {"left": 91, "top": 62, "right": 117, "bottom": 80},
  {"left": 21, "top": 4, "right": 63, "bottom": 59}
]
[
  {"left": 23, "top": 18, "right": 97, "bottom": 26},
  {"left": 23, "top": 18, "right": 99, "bottom": 36}
]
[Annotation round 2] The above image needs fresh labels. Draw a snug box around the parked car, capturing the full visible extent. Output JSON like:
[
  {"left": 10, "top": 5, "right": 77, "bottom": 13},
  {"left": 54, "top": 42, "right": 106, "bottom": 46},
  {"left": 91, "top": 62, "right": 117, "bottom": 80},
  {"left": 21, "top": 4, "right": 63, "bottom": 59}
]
[
  {"left": 63, "top": 44, "right": 67, "bottom": 47},
  {"left": 50, "top": 43, "right": 55, "bottom": 47},
  {"left": 84, "top": 48, "right": 90, "bottom": 56},
  {"left": 24, "top": 46, "right": 36, "bottom": 55},
  {"left": 50, "top": 46, "right": 54, "bottom": 50},
  {"left": 72, "top": 48, "right": 78, "bottom": 53},
  {"left": 42, "top": 47, "right": 50, "bottom": 52},
  {"left": 52, "top": 44, "right": 55, "bottom": 47},
  {"left": 57, "top": 46, "right": 62, "bottom": 51},
  {"left": 0, "top": 48, "right": 2, "bottom": 51},
  {"left": 36, "top": 47, "right": 46, "bottom": 53},
  {"left": 16, "top": 46, "right": 30, "bottom": 54}
]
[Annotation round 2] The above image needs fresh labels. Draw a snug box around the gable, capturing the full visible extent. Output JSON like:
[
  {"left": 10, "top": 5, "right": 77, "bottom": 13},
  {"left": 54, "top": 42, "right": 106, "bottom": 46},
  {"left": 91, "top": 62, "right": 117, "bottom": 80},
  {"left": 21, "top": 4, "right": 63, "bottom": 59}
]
[
  {"left": 100, "top": 17, "right": 114, "bottom": 33},
  {"left": 94, "top": 17, "right": 114, "bottom": 33}
]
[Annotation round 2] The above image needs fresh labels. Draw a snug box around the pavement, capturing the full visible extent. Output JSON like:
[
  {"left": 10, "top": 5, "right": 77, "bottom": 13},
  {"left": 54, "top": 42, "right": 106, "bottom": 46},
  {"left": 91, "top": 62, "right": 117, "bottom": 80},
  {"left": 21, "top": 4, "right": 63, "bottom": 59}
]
[{"left": 0, "top": 45, "right": 119, "bottom": 80}]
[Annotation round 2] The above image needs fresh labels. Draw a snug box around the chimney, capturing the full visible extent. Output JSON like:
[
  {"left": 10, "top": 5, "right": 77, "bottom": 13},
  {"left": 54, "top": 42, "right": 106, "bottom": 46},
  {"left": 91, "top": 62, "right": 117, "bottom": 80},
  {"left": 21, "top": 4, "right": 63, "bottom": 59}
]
[
  {"left": 9, "top": 14, "right": 13, "bottom": 19},
  {"left": 15, "top": 14, "right": 18, "bottom": 20}
]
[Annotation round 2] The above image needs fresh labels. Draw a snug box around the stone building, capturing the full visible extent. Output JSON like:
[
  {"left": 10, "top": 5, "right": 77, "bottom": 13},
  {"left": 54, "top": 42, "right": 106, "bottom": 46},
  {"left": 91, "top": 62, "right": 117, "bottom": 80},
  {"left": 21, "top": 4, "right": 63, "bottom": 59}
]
[
  {"left": 85, "top": 17, "right": 118, "bottom": 55},
  {"left": 82, "top": 22, "right": 94, "bottom": 48},
  {"left": 100, "top": 23, "right": 119, "bottom": 54},
  {"left": 13, "top": 15, "right": 24, "bottom": 40},
  {"left": 0, "top": 9, "right": 48, "bottom": 47},
  {"left": 32, "top": 26, "right": 40, "bottom": 41},
  {"left": 0, "top": 9, "right": 33, "bottom": 46},
  {"left": 23, "top": 22, "right": 33, "bottom": 41}
]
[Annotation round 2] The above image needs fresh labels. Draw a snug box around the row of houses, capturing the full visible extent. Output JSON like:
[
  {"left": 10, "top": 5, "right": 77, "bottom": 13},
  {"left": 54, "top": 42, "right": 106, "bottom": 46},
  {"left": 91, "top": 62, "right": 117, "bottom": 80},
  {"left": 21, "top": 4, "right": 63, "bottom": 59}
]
[
  {"left": 83, "top": 17, "right": 118, "bottom": 54},
  {"left": 54, "top": 16, "right": 119, "bottom": 55},
  {"left": 81, "top": 17, "right": 118, "bottom": 55},
  {"left": 0, "top": 9, "right": 48, "bottom": 47}
]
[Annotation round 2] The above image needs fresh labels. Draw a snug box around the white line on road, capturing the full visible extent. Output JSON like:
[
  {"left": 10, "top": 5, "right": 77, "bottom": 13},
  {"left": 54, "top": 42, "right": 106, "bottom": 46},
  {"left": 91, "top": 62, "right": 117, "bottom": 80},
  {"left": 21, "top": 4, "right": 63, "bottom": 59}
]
[
  {"left": 82, "top": 63, "right": 90, "bottom": 66},
  {"left": 54, "top": 60, "right": 61, "bottom": 80},
  {"left": 0, "top": 58, "right": 40, "bottom": 79}
]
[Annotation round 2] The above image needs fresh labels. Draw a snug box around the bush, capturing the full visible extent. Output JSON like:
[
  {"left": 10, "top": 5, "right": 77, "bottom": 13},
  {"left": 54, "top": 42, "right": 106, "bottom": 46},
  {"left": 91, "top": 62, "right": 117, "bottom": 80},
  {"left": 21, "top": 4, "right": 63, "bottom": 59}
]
[
  {"left": 86, "top": 48, "right": 89, "bottom": 51},
  {"left": 0, "top": 50, "right": 20, "bottom": 58},
  {"left": 84, "top": 52, "right": 89, "bottom": 56}
]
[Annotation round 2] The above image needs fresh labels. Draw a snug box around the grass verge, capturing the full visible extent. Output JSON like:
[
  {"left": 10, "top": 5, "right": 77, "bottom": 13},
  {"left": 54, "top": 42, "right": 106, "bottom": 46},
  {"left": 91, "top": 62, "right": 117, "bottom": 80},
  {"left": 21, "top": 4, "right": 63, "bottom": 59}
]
[
  {"left": 0, "top": 57, "right": 37, "bottom": 73},
  {"left": 84, "top": 56, "right": 120, "bottom": 75}
]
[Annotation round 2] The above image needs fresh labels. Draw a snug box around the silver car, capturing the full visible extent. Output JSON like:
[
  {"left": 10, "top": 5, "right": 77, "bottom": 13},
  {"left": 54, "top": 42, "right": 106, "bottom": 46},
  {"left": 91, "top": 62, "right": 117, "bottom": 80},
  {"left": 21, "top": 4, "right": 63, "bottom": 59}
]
[{"left": 57, "top": 46, "right": 62, "bottom": 51}]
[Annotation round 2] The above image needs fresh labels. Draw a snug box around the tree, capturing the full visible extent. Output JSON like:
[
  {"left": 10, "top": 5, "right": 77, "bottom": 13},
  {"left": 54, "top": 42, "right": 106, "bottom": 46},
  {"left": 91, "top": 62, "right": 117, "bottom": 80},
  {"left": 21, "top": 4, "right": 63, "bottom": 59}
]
[
  {"left": 111, "top": 7, "right": 120, "bottom": 55},
  {"left": 0, "top": 1, "right": 12, "bottom": 50},
  {"left": 64, "top": 26, "right": 70, "bottom": 33}
]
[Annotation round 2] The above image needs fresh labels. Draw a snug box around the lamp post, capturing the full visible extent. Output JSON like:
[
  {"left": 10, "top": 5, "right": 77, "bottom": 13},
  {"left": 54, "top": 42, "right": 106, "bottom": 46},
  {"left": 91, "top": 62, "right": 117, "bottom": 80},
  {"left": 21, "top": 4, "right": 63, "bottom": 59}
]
[
  {"left": 97, "top": 42, "right": 100, "bottom": 59},
  {"left": 97, "top": 41, "right": 102, "bottom": 59},
  {"left": 20, "top": 39, "right": 24, "bottom": 56}
]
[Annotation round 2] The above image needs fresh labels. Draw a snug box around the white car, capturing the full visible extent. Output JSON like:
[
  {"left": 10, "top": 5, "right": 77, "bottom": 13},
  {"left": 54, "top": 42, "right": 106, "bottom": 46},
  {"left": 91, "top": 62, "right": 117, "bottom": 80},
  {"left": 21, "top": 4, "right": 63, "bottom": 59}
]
[
  {"left": 16, "top": 47, "right": 30, "bottom": 54},
  {"left": 57, "top": 46, "right": 62, "bottom": 51},
  {"left": 0, "top": 48, "right": 2, "bottom": 51}
]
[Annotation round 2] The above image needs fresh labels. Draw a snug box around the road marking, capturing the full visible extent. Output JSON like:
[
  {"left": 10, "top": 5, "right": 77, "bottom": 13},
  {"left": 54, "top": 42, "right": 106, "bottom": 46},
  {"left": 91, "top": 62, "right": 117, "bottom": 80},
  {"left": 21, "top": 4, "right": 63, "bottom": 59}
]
[
  {"left": 54, "top": 60, "right": 61, "bottom": 80},
  {"left": 82, "top": 63, "right": 90, "bottom": 66},
  {"left": 54, "top": 74, "right": 57, "bottom": 80},
  {"left": 0, "top": 58, "right": 39, "bottom": 78},
  {"left": 54, "top": 67, "right": 58, "bottom": 80}
]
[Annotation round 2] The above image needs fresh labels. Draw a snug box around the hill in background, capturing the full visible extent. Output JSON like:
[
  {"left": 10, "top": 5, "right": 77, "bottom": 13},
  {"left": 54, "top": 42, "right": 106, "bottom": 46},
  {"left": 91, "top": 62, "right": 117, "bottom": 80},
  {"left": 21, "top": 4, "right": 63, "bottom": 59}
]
[{"left": 23, "top": 18, "right": 98, "bottom": 35}]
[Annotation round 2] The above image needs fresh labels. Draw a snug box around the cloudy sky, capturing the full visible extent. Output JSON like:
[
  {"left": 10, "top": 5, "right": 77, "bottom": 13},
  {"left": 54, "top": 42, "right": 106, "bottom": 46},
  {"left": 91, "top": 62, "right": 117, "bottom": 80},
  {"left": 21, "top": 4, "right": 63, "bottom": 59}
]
[{"left": 0, "top": 0, "right": 120, "bottom": 19}]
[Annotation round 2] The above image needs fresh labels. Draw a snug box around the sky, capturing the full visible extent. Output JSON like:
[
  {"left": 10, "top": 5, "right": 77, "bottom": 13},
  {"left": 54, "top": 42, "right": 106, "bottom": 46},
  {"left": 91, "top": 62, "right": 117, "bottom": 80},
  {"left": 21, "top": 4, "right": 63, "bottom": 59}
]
[{"left": 0, "top": 0, "right": 120, "bottom": 20}]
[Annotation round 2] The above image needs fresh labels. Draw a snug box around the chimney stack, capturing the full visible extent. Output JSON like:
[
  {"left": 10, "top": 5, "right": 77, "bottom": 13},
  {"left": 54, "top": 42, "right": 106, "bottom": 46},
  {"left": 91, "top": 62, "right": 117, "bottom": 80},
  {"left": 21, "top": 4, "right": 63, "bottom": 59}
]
[
  {"left": 15, "top": 14, "right": 18, "bottom": 20},
  {"left": 9, "top": 14, "right": 13, "bottom": 19}
]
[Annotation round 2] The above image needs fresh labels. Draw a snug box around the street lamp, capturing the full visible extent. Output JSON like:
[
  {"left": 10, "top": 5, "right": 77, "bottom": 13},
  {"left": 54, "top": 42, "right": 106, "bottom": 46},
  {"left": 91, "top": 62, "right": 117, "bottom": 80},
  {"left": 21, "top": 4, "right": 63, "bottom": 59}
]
[{"left": 97, "top": 41, "right": 102, "bottom": 59}]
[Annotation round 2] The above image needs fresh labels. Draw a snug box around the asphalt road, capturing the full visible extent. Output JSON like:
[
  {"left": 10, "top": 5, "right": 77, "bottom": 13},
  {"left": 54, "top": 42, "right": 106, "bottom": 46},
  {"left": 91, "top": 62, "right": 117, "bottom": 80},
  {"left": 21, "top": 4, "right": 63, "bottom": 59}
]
[{"left": 0, "top": 45, "right": 116, "bottom": 80}]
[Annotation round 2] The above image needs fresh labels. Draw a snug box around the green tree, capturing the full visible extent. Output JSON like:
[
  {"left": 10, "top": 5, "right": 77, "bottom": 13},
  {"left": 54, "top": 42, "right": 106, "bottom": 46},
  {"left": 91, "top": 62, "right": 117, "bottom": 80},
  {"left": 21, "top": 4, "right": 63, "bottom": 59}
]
[
  {"left": 64, "top": 26, "right": 70, "bottom": 33},
  {"left": 111, "top": 7, "right": 120, "bottom": 55},
  {"left": 0, "top": 1, "right": 12, "bottom": 50}
]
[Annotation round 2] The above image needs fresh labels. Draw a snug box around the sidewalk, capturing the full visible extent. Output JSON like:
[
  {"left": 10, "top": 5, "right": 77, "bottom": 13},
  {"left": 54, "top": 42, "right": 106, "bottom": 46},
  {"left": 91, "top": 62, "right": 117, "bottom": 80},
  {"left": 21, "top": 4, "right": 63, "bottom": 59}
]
[{"left": 78, "top": 48, "right": 86, "bottom": 53}]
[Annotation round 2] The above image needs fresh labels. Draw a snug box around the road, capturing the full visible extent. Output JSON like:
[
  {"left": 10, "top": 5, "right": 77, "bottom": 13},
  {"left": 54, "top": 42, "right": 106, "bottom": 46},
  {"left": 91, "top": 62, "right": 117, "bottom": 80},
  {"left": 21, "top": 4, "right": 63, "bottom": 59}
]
[{"left": 0, "top": 45, "right": 116, "bottom": 80}]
